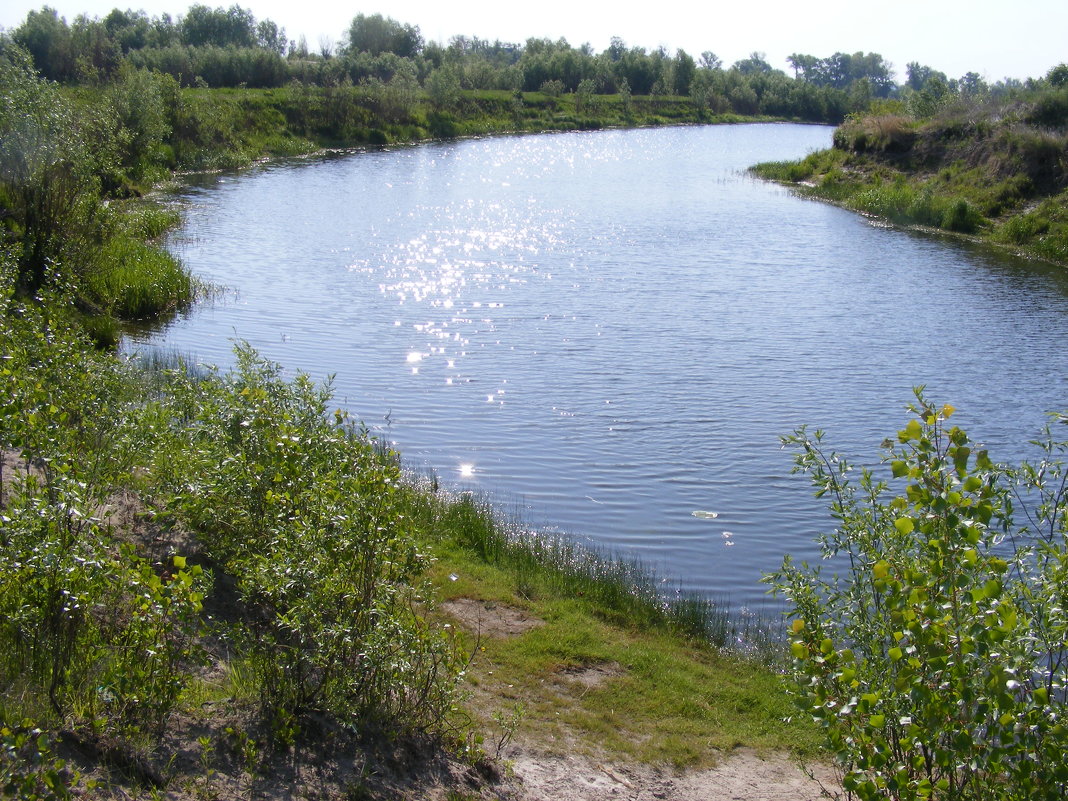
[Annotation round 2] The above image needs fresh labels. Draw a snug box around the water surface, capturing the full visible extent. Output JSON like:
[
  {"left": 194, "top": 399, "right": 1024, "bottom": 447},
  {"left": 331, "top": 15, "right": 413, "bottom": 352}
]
[{"left": 135, "top": 124, "right": 1068, "bottom": 608}]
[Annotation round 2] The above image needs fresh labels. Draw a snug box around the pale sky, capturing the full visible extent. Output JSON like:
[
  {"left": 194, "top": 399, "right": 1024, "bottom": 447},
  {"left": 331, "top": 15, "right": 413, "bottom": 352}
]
[{"left": 2, "top": 0, "right": 1064, "bottom": 84}]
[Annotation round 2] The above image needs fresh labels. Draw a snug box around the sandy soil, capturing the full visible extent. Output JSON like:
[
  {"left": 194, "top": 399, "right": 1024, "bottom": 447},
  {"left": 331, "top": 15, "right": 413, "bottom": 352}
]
[{"left": 505, "top": 747, "right": 840, "bottom": 801}]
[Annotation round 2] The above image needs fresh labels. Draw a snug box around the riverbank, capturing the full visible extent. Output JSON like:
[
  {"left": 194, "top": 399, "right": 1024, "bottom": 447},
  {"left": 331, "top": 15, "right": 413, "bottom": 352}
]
[
  {"left": 0, "top": 284, "right": 827, "bottom": 797},
  {"left": 750, "top": 86, "right": 1068, "bottom": 267}
]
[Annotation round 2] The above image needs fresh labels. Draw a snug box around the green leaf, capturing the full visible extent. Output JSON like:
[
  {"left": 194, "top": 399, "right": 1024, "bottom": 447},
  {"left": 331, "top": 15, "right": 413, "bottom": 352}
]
[{"left": 894, "top": 517, "right": 915, "bottom": 535}]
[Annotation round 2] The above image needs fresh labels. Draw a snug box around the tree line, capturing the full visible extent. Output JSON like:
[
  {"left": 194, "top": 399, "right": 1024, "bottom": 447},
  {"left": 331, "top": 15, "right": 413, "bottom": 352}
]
[{"left": 5, "top": 4, "right": 1035, "bottom": 125}]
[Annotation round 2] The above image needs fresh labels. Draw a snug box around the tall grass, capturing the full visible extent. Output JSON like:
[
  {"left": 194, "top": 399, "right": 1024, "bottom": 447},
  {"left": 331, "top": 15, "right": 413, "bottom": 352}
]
[
  {"left": 87, "top": 237, "right": 198, "bottom": 319},
  {"left": 402, "top": 484, "right": 781, "bottom": 661}
]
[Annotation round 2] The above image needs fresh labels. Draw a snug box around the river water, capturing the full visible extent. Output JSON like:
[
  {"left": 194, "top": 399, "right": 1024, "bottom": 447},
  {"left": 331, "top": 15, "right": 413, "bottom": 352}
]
[{"left": 133, "top": 123, "right": 1068, "bottom": 608}]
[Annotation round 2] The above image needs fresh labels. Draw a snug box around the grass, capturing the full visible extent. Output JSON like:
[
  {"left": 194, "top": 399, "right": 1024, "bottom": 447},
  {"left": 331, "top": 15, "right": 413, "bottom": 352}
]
[
  {"left": 405, "top": 488, "right": 779, "bottom": 657},
  {"left": 425, "top": 529, "right": 819, "bottom": 767},
  {"left": 396, "top": 486, "right": 819, "bottom": 767}
]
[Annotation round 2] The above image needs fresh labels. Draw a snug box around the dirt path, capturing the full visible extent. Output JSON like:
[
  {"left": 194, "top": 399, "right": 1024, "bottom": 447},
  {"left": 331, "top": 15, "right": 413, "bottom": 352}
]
[{"left": 505, "top": 747, "right": 840, "bottom": 801}]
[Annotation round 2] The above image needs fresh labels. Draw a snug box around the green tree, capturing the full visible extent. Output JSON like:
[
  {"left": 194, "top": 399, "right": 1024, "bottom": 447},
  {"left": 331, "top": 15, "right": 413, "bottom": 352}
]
[
  {"left": 788, "top": 53, "right": 820, "bottom": 81},
  {"left": 673, "top": 48, "right": 696, "bottom": 96},
  {"left": 181, "top": 3, "right": 257, "bottom": 48},
  {"left": 618, "top": 76, "right": 632, "bottom": 114},
  {"left": 906, "top": 61, "right": 948, "bottom": 92},
  {"left": 910, "top": 74, "right": 950, "bottom": 118},
  {"left": 1047, "top": 63, "right": 1068, "bottom": 88},
  {"left": 575, "top": 77, "right": 596, "bottom": 114},
  {"left": 732, "top": 51, "right": 772, "bottom": 75},
  {"left": 0, "top": 41, "right": 88, "bottom": 295},
  {"left": 699, "top": 50, "right": 721, "bottom": 71},
  {"left": 12, "top": 6, "right": 74, "bottom": 81},
  {"left": 344, "top": 13, "right": 422, "bottom": 58},
  {"left": 426, "top": 64, "right": 461, "bottom": 110}
]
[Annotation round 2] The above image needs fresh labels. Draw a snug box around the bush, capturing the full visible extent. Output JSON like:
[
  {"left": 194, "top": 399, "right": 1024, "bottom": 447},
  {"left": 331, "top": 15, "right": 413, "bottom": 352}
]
[
  {"left": 157, "top": 344, "right": 466, "bottom": 738},
  {"left": 768, "top": 394, "right": 1068, "bottom": 800},
  {"left": 834, "top": 114, "right": 917, "bottom": 153},
  {"left": 940, "top": 197, "right": 982, "bottom": 233},
  {"left": 0, "top": 295, "right": 207, "bottom": 737}
]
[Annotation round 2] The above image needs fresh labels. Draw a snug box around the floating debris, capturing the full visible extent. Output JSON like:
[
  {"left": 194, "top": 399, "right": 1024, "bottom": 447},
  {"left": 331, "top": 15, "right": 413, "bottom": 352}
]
[{"left": 691, "top": 510, "right": 719, "bottom": 520}]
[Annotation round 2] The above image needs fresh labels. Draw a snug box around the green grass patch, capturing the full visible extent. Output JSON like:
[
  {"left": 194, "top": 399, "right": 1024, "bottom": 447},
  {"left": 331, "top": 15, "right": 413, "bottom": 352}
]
[{"left": 425, "top": 538, "right": 820, "bottom": 767}]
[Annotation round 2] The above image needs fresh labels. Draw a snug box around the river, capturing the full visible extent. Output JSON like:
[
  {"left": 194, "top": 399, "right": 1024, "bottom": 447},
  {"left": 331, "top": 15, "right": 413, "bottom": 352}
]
[{"left": 132, "top": 123, "right": 1068, "bottom": 609}]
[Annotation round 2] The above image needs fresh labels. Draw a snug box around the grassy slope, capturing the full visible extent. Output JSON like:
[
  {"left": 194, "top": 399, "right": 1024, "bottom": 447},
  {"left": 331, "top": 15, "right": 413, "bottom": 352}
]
[
  {"left": 751, "top": 92, "right": 1068, "bottom": 266},
  {"left": 413, "top": 496, "right": 821, "bottom": 769}
]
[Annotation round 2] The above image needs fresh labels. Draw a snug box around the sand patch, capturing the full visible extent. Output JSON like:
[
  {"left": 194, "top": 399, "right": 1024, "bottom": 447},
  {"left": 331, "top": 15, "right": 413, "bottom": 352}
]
[{"left": 442, "top": 597, "right": 545, "bottom": 638}]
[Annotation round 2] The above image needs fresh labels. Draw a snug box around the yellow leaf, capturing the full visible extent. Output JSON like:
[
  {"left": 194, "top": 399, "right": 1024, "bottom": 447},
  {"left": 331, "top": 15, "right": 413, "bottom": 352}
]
[{"left": 894, "top": 518, "right": 915, "bottom": 535}]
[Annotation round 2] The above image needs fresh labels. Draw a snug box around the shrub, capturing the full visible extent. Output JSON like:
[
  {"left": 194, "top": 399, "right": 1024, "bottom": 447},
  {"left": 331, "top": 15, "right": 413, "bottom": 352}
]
[
  {"left": 157, "top": 343, "right": 466, "bottom": 738},
  {"left": 768, "top": 393, "right": 1068, "bottom": 800},
  {"left": 0, "top": 296, "right": 207, "bottom": 737},
  {"left": 940, "top": 197, "right": 982, "bottom": 233},
  {"left": 834, "top": 114, "right": 917, "bottom": 154}
]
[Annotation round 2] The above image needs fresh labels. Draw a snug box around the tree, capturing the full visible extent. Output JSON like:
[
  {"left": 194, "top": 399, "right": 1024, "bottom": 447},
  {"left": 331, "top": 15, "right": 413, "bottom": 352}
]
[
  {"left": 906, "top": 61, "right": 948, "bottom": 92},
  {"left": 910, "top": 74, "right": 950, "bottom": 118},
  {"left": 618, "top": 76, "right": 632, "bottom": 114},
  {"left": 103, "top": 8, "right": 151, "bottom": 53},
  {"left": 732, "top": 51, "right": 772, "bottom": 75},
  {"left": 673, "top": 48, "right": 696, "bottom": 95},
  {"left": 0, "top": 42, "right": 89, "bottom": 294},
  {"left": 344, "top": 13, "right": 422, "bottom": 58},
  {"left": 181, "top": 4, "right": 257, "bottom": 49},
  {"left": 575, "top": 77, "right": 596, "bottom": 114},
  {"left": 257, "top": 19, "right": 286, "bottom": 55},
  {"left": 699, "top": 51, "right": 721, "bottom": 71},
  {"left": 12, "top": 6, "right": 74, "bottom": 81},
  {"left": 1047, "top": 63, "right": 1068, "bottom": 88},
  {"left": 426, "top": 64, "right": 461, "bottom": 110},
  {"left": 788, "top": 53, "right": 820, "bottom": 81}
]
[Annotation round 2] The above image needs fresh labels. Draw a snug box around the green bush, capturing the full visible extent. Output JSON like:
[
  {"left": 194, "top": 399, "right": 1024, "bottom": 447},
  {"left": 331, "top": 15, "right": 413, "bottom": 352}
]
[
  {"left": 939, "top": 197, "right": 982, "bottom": 233},
  {"left": 0, "top": 295, "right": 207, "bottom": 737},
  {"left": 768, "top": 394, "right": 1068, "bottom": 800},
  {"left": 156, "top": 344, "right": 466, "bottom": 738}
]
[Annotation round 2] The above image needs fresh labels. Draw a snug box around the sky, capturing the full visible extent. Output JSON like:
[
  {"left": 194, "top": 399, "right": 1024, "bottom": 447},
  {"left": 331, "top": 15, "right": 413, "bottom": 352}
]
[{"left": 1, "top": 0, "right": 1065, "bottom": 84}]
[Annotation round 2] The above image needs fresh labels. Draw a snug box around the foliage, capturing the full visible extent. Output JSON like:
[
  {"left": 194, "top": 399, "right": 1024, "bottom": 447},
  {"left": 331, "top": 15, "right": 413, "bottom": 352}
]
[
  {"left": 153, "top": 344, "right": 467, "bottom": 737},
  {"left": 0, "top": 290, "right": 208, "bottom": 738},
  {"left": 753, "top": 77, "right": 1068, "bottom": 264},
  {"left": 1, "top": 725, "right": 77, "bottom": 800},
  {"left": 767, "top": 394, "right": 1068, "bottom": 800},
  {"left": 0, "top": 39, "right": 195, "bottom": 327},
  {"left": 8, "top": 6, "right": 872, "bottom": 123}
]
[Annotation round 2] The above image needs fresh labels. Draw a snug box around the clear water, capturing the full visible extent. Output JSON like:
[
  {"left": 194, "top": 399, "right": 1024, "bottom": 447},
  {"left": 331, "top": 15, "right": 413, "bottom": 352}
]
[{"left": 133, "top": 124, "right": 1068, "bottom": 608}]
